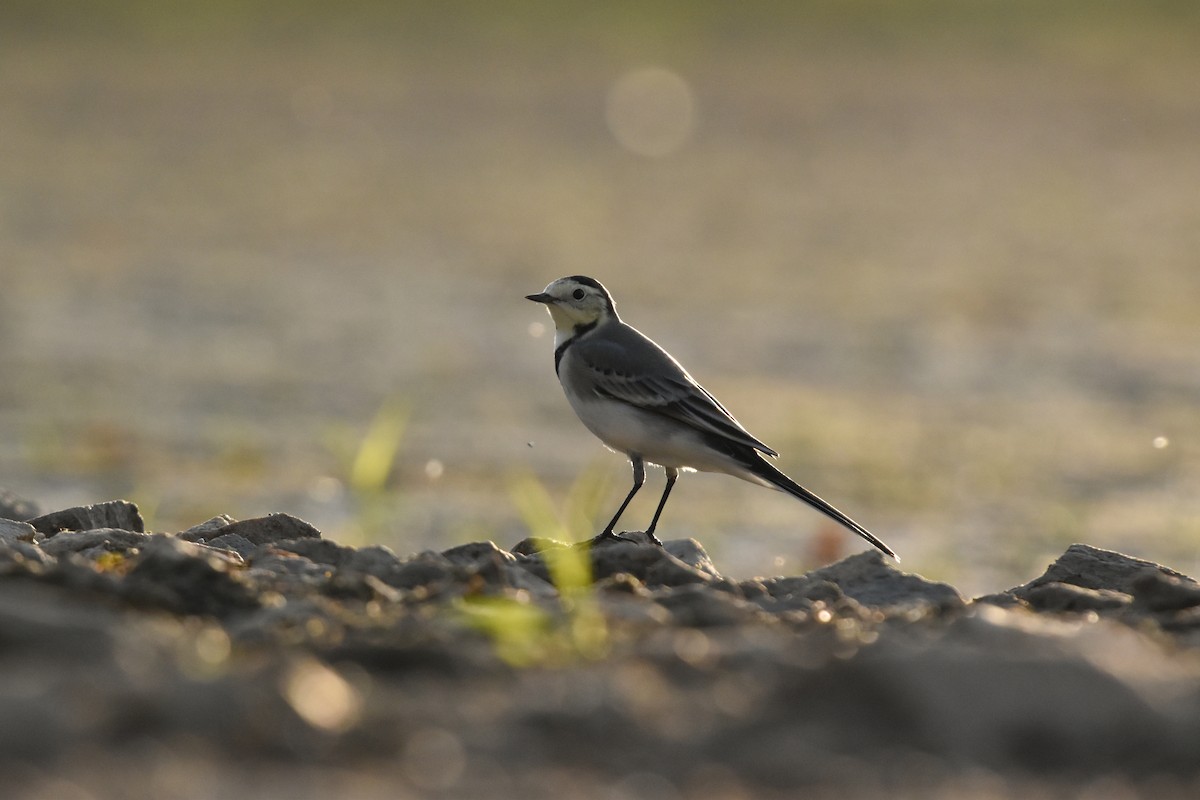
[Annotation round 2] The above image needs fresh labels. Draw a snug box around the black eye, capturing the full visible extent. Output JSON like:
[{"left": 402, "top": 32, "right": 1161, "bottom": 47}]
[{"left": 572, "top": 288, "right": 585, "bottom": 300}]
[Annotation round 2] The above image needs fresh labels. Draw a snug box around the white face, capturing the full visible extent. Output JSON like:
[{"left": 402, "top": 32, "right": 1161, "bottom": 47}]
[{"left": 529, "top": 276, "right": 614, "bottom": 330}]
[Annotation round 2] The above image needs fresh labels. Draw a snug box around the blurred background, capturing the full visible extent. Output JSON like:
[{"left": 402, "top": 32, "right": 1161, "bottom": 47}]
[{"left": 1, "top": 0, "right": 1197, "bottom": 595}]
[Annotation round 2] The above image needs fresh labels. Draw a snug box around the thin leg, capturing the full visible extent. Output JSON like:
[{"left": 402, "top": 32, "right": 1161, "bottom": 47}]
[
  {"left": 598, "top": 456, "right": 645, "bottom": 538},
  {"left": 643, "top": 467, "right": 676, "bottom": 547}
]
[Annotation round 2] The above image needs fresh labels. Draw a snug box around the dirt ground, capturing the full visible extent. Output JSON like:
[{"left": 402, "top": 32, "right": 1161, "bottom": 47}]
[{"left": 2, "top": 1, "right": 1198, "bottom": 597}]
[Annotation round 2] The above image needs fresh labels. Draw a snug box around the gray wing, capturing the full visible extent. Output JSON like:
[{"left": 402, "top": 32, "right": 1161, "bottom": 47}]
[{"left": 572, "top": 322, "right": 779, "bottom": 457}]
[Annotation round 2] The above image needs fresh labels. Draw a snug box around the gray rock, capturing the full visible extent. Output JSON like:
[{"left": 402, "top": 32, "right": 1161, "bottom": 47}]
[
  {"left": 38, "top": 528, "right": 153, "bottom": 557},
  {"left": 664, "top": 538, "right": 721, "bottom": 578},
  {"left": 767, "top": 551, "right": 964, "bottom": 610},
  {"left": 122, "top": 534, "right": 259, "bottom": 617},
  {"left": 0, "top": 518, "right": 36, "bottom": 543},
  {"left": 272, "top": 538, "right": 358, "bottom": 567},
  {"left": 321, "top": 544, "right": 460, "bottom": 594},
  {"left": 0, "top": 489, "right": 39, "bottom": 522},
  {"left": 1008, "top": 543, "right": 1197, "bottom": 598},
  {"left": 381, "top": 552, "right": 460, "bottom": 592},
  {"left": 249, "top": 553, "right": 333, "bottom": 586},
  {"left": 0, "top": 519, "right": 52, "bottom": 569},
  {"left": 655, "top": 584, "right": 761, "bottom": 627},
  {"left": 205, "top": 533, "right": 259, "bottom": 560},
  {"left": 177, "top": 515, "right": 238, "bottom": 541},
  {"left": 200, "top": 513, "right": 322, "bottom": 546},
  {"left": 499, "top": 564, "right": 559, "bottom": 599},
  {"left": 27, "top": 500, "right": 144, "bottom": 536},
  {"left": 1023, "top": 581, "right": 1132, "bottom": 613},
  {"left": 512, "top": 536, "right": 717, "bottom": 592},
  {"left": 591, "top": 538, "right": 714, "bottom": 588},
  {"left": 1130, "top": 569, "right": 1200, "bottom": 612},
  {"left": 342, "top": 544, "right": 405, "bottom": 576},
  {"left": 442, "top": 540, "right": 516, "bottom": 569},
  {"left": 510, "top": 536, "right": 563, "bottom": 557}
]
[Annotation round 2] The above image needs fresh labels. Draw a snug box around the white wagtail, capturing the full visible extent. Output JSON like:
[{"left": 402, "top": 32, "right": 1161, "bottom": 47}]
[{"left": 526, "top": 275, "right": 897, "bottom": 558}]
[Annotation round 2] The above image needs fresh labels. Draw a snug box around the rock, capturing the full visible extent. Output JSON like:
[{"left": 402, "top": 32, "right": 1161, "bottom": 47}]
[
  {"left": 205, "top": 533, "right": 259, "bottom": 560},
  {"left": 200, "top": 513, "right": 322, "bottom": 546},
  {"left": 342, "top": 544, "right": 406, "bottom": 576},
  {"left": 1008, "top": 543, "right": 1197, "bottom": 598},
  {"left": 315, "top": 545, "right": 460, "bottom": 594},
  {"left": 1130, "top": 570, "right": 1200, "bottom": 613},
  {"left": 442, "top": 540, "right": 516, "bottom": 569},
  {"left": 0, "top": 518, "right": 36, "bottom": 543},
  {"left": 591, "top": 538, "right": 714, "bottom": 588},
  {"left": 655, "top": 584, "right": 761, "bottom": 627},
  {"left": 1022, "top": 582, "right": 1132, "bottom": 613},
  {"left": 513, "top": 538, "right": 713, "bottom": 591},
  {"left": 272, "top": 538, "right": 358, "bottom": 567},
  {"left": 38, "top": 528, "right": 153, "bottom": 557},
  {"left": 0, "top": 520, "right": 52, "bottom": 569},
  {"left": 766, "top": 551, "right": 964, "bottom": 610},
  {"left": 0, "top": 488, "right": 39, "bottom": 521},
  {"left": 663, "top": 538, "right": 721, "bottom": 578},
  {"left": 382, "top": 553, "right": 460, "bottom": 592},
  {"left": 121, "top": 535, "right": 259, "bottom": 617},
  {"left": 177, "top": 515, "right": 238, "bottom": 541},
  {"left": 510, "top": 537, "right": 563, "bottom": 557},
  {"left": 27, "top": 500, "right": 144, "bottom": 536},
  {"left": 249, "top": 552, "right": 333, "bottom": 587}
]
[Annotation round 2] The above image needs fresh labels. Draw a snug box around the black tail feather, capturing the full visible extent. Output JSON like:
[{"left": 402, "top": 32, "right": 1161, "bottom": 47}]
[{"left": 746, "top": 453, "right": 897, "bottom": 559}]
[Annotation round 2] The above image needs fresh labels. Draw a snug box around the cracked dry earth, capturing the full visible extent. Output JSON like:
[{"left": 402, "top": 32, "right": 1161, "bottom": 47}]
[{"left": 2, "top": 494, "right": 1200, "bottom": 799}]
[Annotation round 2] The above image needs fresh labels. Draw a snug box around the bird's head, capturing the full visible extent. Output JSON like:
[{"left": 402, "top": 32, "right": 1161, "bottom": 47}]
[{"left": 526, "top": 275, "right": 618, "bottom": 332}]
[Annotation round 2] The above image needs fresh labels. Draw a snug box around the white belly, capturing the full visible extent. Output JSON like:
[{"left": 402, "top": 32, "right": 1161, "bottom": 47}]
[{"left": 563, "top": 389, "right": 733, "bottom": 474}]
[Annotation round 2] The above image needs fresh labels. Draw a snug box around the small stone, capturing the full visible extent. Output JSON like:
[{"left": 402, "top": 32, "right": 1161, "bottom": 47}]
[
  {"left": 383, "top": 553, "right": 458, "bottom": 591},
  {"left": 342, "top": 544, "right": 405, "bottom": 576},
  {"left": 595, "top": 541, "right": 713, "bottom": 588},
  {"left": 205, "top": 533, "right": 259, "bottom": 560},
  {"left": 272, "top": 538, "right": 358, "bottom": 567},
  {"left": 1130, "top": 570, "right": 1200, "bottom": 612},
  {"left": 1008, "top": 543, "right": 1197, "bottom": 598},
  {"left": 442, "top": 541, "right": 516, "bottom": 569},
  {"left": 663, "top": 538, "right": 721, "bottom": 578},
  {"left": 250, "top": 553, "right": 333, "bottom": 585},
  {"left": 39, "top": 528, "right": 153, "bottom": 557},
  {"left": 769, "top": 551, "right": 963, "bottom": 610},
  {"left": 1023, "top": 582, "right": 1132, "bottom": 613},
  {"left": 205, "top": 513, "right": 322, "bottom": 546},
  {"left": 177, "top": 515, "right": 238, "bottom": 542},
  {"left": 498, "top": 564, "right": 559, "bottom": 599},
  {"left": 655, "top": 584, "right": 759, "bottom": 627},
  {"left": 510, "top": 537, "right": 567, "bottom": 557},
  {"left": 122, "top": 535, "right": 259, "bottom": 616},
  {"left": 0, "top": 519, "right": 37, "bottom": 543},
  {"left": 28, "top": 500, "right": 144, "bottom": 536}
]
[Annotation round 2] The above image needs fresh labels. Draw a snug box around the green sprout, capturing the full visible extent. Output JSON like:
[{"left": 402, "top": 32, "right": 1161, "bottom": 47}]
[
  {"left": 457, "top": 463, "right": 616, "bottom": 666},
  {"left": 349, "top": 397, "right": 410, "bottom": 495}
]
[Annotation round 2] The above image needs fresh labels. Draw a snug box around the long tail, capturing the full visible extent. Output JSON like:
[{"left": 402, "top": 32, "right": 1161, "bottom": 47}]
[{"left": 748, "top": 455, "right": 897, "bottom": 559}]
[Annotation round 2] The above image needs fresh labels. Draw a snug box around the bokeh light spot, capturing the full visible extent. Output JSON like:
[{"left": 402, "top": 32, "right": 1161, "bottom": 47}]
[
  {"left": 282, "top": 659, "right": 362, "bottom": 734},
  {"left": 605, "top": 67, "right": 697, "bottom": 158}
]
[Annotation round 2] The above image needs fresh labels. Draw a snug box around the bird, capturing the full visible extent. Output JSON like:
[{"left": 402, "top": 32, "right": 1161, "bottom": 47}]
[{"left": 526, "top": 275, "right": 897, "bottom": 559}]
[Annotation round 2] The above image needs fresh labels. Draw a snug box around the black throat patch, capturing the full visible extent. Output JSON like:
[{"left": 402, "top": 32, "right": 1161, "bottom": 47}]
[{"left": 554, "top": 320, "right": 598, "bottom": 376}]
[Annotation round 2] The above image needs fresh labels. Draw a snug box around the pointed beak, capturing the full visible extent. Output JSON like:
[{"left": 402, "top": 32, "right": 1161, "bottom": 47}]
[{"left": 525, "top": 292, "right": 554, "bottom": 304}]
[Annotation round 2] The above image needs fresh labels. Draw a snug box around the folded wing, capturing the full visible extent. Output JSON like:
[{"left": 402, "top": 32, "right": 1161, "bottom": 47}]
[{"left": 573, "top": 324, "right": 779, "bottom": 458}]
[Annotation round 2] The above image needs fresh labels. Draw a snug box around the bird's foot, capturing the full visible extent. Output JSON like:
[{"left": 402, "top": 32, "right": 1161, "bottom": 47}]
[{"left": 585, "top": 530, "right": 639, "bottom": 547}]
